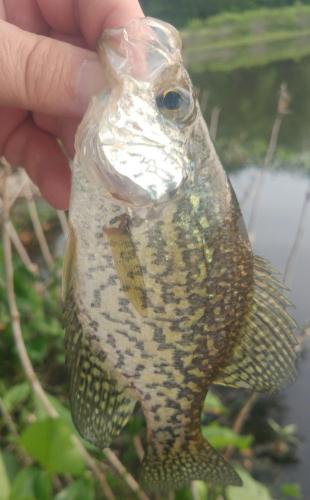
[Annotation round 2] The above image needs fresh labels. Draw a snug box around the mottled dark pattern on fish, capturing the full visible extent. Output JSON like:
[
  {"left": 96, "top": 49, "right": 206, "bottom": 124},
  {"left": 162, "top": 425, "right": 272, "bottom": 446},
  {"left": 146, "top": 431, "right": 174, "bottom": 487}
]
[{"left": 63, "top": 17, "right": 298, "bottom": 490}]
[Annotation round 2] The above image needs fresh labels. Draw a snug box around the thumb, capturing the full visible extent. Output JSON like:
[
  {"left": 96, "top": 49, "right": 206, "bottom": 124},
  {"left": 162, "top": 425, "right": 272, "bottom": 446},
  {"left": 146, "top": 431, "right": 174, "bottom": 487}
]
[{"left": 0, "top": 20, "right": 106, "bottom": 117}]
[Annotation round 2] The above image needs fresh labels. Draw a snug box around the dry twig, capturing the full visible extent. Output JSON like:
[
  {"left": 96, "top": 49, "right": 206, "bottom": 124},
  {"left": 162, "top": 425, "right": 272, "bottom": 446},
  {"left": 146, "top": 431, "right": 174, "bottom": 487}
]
[
  {"left": 210, "top": 106, "right": 221, "bottom": 143},
  {"left": 133, "top": 435, "right": 145, "bottom": 462},
  {"left": 7, "top": 220, "right": 38, "bottom": 275},
  {"left": 246, "top": 83, "right": 290, "bottom": 234},
  {"left": 247, "top": 116, "right": 284, "bottom": 235},
  {"left": 0, "top": 398, "right": 33, "bottom": 466},
  {"left": 224, "top": 393, "right": 257, "bottom": 461},
  {"left": 198, "top": 88, "right": 210, "bottom": 116},
  {"left": 57, "top": 210, "right": 69, "bottom": 236},
  {"left": 24, "top": 183, "right": 54, "bottom": 268},
  {"left": 104, "top": 449, "right": 150, "bottom": 500}
]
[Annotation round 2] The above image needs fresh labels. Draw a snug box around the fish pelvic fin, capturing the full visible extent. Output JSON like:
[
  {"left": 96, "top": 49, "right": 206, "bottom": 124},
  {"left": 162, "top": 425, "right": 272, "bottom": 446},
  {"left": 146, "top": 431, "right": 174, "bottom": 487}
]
[
  {"left": 63, "top": 225, "right": 136, "bottom": 448},
  {"left": 213, "top": 255, "right": 299, "bottom": 392},
  {"left": 141, "top": 437, "right": 242, "bottom": 491}
]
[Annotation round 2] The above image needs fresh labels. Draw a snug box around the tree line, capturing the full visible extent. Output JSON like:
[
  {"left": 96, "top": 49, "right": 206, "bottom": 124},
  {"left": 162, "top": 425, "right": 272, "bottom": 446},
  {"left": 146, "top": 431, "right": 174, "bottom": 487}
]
[{"left": 140, "top": 0, "right": 310, "bottom": 27}]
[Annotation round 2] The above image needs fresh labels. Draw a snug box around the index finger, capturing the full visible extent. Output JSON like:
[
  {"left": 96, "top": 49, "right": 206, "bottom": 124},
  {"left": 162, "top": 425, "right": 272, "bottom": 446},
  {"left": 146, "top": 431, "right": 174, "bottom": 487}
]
[{"left": 37, "top": 0, "right": 144, "bottom": 48}]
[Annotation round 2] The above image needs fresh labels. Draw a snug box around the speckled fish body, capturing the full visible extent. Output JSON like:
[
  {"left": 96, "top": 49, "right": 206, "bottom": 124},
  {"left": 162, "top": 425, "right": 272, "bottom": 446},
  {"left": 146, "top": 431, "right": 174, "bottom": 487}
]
[{"left": 63, "top": 18, "right": 298, "bottom": 490}]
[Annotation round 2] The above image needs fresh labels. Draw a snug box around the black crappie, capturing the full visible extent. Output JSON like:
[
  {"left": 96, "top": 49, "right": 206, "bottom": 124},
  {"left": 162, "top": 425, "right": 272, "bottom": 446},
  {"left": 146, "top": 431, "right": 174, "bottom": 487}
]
[{"left": 63, "top": 17, "right": 298, "bottom": 490}]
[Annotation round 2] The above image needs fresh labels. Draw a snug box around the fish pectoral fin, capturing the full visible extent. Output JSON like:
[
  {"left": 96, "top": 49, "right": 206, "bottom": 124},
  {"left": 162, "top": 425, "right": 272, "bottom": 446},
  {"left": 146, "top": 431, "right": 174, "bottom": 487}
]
[
  {"left": 63, "top": 257, "right": 136, "bottom": 448},
  {"left": 141, "top": 436, "right": 241, "bottom": 490},
  {"left": 213, "top": 256, "right": 298, "bottom": 393},
  {"left": 104, "top": 225, "right": 148, "bottom": 315}
]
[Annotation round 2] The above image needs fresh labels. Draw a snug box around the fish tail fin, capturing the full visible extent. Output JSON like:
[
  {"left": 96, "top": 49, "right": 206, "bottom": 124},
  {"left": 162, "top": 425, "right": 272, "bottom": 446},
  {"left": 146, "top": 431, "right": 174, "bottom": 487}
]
[{"left": 141, "top": 436, "right": 242, "bottom": 491}]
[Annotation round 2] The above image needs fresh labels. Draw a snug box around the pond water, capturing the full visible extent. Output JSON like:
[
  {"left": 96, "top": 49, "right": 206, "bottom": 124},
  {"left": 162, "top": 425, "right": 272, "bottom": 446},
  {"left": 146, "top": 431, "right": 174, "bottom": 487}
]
[
  {"left": 232, "top": 168, "right": 310, "bottom": 496},
  {"left": 192, "top": 52, "right": 310, "bottom": 496}
]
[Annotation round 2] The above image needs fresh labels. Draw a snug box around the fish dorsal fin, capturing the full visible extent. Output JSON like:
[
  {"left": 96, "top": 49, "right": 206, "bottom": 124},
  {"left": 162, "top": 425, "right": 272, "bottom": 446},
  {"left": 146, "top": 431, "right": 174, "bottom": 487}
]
[
  {"left": 213, "top": 256, "right": 298, "bottom": 392},
  {"left": 63, "top": 226, "right": 136, "bottom": 447}
]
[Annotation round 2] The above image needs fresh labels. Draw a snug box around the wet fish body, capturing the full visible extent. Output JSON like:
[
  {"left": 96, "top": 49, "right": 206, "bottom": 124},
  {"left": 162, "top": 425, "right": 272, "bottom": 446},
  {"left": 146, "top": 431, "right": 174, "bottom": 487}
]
[{"left": 63, "top": 18, "right": 298, "bottom": 489}]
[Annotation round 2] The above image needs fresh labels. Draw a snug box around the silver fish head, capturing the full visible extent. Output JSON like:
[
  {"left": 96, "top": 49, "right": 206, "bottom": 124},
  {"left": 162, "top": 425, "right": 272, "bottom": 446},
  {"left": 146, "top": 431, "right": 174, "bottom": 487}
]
[{"left": 75, "top": 18, "right": 198, "bottom": 207}]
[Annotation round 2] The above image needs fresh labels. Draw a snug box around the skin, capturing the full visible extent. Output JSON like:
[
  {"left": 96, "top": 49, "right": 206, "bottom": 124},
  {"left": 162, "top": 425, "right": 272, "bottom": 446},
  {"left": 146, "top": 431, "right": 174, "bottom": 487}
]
[{"left": 0, "top": 0, "right": 143, "bottom": 209}]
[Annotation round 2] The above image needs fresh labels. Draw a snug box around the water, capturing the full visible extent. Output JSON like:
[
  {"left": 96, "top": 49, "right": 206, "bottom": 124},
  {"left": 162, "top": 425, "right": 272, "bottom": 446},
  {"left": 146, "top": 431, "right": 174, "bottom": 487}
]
[
  {"left": 192, "top": 55, "right": 310, "bottom": 172},
  {"left": 192, "top": 52, "right": 310, "bottom": 495},
  {"left": 232, "top": 168, "right": 310, "bottom": 494}
]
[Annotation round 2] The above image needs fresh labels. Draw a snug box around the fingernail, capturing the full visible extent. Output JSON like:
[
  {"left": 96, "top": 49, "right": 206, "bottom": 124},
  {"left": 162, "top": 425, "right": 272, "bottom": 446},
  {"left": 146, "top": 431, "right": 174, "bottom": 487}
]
[{"left": 75, "top": 57, "right": 106, "bottom": 115}]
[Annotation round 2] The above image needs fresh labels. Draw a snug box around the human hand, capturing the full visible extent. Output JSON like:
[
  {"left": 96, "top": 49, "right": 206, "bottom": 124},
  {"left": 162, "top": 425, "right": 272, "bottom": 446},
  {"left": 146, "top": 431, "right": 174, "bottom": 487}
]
[{"left": 0, "top": 0, "right": 143, "bottom": 209}]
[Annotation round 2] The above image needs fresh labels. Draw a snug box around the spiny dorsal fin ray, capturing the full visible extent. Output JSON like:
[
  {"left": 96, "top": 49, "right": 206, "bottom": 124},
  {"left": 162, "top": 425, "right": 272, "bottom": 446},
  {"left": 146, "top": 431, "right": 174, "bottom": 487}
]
[
  {"left": 213, "top": 256, "right": 298, "bottom": 393},
  {"left": 141, "top": 435, "right": 242, "bottom": 490},
  {"left": 63, "top": 225, "right": 136, "bottom": 448}
]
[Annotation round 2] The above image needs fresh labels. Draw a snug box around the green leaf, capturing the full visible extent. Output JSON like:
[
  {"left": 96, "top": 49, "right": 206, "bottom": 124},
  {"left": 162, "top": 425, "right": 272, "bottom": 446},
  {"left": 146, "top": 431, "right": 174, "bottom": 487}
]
[
  {"left": 126, "top": 414, "right": 145, "bottom": 437},
  {"left": 47, "top": 396, "right": 75, "bottom": 429},
  {"left": 55, "top": 479, "right": 95, "bottom": 500},
  {"left": 191, "top": 481, "right": 209, "bottom": 500},
  {"left": 226, "top": 468, "right": 273, "bottom": 500},
  {"left": 0, "top": 451, "right": 11, "bottom": 500},
  {"left": 281, "top": 483, "right": 302, "bottom": 499},
  {"left": 20, "top": 418, "right": 85, "bottom": 475},
  {"left": 34, "top": 395, "right": 75, "bottom": 432},
  {"left": 202, "top": 423, "right": 253, "bottom": 450},
  {"left": 204, "top": 391, "right": 227, "bottom": 414},
  {"left": 174, "top": 489, "right": 194, "bottom": 500},
  {"left": 2, "top": 383, "right": 30, "bottom": 412},
  {"left": 1, "top": 452, "right": 19, "bottom": 484},
  {"left": 10, "top": 467, "right": 52, "bottom": 500}
]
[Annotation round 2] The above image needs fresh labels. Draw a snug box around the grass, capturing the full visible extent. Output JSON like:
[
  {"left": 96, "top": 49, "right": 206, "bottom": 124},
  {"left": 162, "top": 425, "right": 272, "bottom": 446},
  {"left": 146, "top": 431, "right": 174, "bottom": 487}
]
[{"left": 182, "top": 6, "right": 310, "bottom": 71}]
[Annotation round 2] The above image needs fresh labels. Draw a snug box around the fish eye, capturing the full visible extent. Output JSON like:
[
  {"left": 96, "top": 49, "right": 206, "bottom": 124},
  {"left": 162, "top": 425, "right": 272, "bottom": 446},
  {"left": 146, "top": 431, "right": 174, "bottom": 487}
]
[
  {"left": 155, "top": 87, "right": 195, "bottom": 124},
  {"left": 156, "top": 90, "right": 183, "bottom": 110}
]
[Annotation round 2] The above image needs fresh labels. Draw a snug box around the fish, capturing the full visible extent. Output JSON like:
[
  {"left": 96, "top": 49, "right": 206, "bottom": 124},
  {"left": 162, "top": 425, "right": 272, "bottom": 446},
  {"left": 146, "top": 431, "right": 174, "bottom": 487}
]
[{"left": 62, "top": 17, "right": 298, "bottom": 490}]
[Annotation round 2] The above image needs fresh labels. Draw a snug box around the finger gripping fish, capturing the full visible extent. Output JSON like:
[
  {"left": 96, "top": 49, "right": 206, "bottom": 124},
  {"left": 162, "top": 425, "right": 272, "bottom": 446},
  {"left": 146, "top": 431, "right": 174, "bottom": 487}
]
[{"left": 63, "top": 17, "right": 298, "bottom": 490}]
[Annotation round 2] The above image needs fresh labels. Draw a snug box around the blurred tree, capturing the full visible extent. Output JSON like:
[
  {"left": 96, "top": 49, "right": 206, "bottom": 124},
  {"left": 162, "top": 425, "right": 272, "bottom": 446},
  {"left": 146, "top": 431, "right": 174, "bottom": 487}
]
[{"left": 140, "top": 0, "right": 308, "bottom": 27}]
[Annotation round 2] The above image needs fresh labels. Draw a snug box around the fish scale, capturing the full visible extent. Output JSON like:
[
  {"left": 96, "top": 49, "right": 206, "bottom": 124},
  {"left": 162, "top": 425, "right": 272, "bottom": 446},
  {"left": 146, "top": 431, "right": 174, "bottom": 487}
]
[{"left": 63, "top": 17, "right": 298, "bottom": 491}]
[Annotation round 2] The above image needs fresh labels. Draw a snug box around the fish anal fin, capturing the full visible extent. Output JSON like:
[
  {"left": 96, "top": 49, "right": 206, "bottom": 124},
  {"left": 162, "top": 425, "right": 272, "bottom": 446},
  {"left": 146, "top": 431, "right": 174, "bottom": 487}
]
[
  {"left": 141, "top": 436, "right": 241, "bottom": 490},
  {"left": 63, "top": 274, "right": 136, "bottom": 448},
  {"left": 213, "top": 256, "right": 298, "bottom": 393}
]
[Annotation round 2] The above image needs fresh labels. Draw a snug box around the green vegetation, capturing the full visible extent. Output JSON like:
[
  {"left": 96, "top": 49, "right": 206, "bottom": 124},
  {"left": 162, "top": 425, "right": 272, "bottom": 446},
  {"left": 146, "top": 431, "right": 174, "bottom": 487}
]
[
  {"left": 140, "top": 0, "right": 310, "bottom": 28},
  {"left": 189, "top": 46, "right": 310, "bottom": 173},
  {"left": 183, "top": 6, "right": 310, "bottom": 72}
]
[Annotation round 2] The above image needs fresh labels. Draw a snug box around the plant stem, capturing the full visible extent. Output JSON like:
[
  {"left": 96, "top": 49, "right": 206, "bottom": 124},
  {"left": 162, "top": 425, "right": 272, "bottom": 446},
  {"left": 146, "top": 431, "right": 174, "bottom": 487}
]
[
  {"left": 104, "top": 449, "right": 150, "bottom": 500},
  {"left": 24, "top": 183, "right": 54, "bottom": 268},
  {"left": 224, "top": 393, "right": 257, "bottom": 462},
  {"left": 57, "top": 210, "right": 69, "bottom": 236}
]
